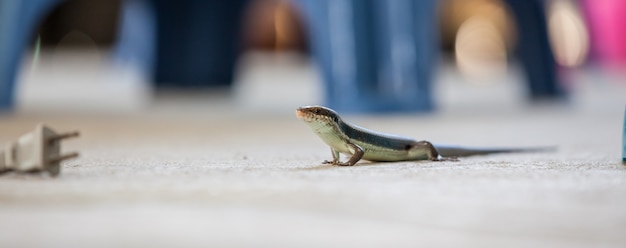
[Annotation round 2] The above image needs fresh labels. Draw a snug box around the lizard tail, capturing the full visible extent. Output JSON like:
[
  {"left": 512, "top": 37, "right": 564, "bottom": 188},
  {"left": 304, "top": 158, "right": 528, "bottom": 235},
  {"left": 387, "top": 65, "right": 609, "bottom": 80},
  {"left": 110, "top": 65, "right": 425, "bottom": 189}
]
[{"left": 434, "top": 145, "right": 555, "bottom": 157}]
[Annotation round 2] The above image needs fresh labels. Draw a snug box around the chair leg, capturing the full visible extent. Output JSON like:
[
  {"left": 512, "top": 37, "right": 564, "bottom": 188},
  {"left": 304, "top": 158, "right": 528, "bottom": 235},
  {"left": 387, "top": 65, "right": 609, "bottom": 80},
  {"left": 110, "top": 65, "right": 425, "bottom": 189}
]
[
  {"left": 504, "top": 0, "right": 565, "bottom": 99},
  {"left": 0, "top": 0, "right": 62, "bottom": 110}
]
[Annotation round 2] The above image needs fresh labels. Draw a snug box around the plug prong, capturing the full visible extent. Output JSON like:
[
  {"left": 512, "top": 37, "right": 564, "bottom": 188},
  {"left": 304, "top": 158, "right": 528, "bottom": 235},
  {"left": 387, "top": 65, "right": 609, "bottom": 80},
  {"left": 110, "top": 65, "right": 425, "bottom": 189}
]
[
  {"left": 48, "top": 152, "right": 79, "bottom": 163},
  {"left": 49, "top": 131, "right": 80, "bottom": 143}
]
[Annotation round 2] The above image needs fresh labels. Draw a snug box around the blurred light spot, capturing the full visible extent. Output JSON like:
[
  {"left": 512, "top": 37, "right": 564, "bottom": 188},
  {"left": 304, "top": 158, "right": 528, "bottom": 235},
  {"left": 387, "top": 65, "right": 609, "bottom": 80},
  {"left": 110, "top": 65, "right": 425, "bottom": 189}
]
[
  {"left": 31, "top": 34, "right": 41, "bottom": 74},
  {"left": 242, "top": 0, "right": 307, "bottom": 53},
  {"left": 441, "top": 0, "right": 516, "bottom": 55},
  {"left": 455, "top": 16, "right": 508, "bottom": 82},
  {"left": 548, "top": 0, "right": 589, "bottom": 67},
  {"left": 274, "top": 1, "right": 291, "bottom": 50}
]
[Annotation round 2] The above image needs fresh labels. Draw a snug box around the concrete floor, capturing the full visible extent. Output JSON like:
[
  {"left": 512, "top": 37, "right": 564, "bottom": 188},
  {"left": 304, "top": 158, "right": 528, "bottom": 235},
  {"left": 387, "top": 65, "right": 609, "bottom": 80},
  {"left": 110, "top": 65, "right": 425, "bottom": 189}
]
[{"left": 1, "top": 51, "right": 626, "bottom": 247}]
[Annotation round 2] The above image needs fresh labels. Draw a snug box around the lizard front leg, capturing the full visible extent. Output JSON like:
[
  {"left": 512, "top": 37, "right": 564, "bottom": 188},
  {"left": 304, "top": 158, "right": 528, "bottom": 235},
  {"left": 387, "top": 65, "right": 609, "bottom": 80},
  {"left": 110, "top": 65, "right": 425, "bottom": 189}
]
[
  {"left": 323, "top": 143, "right": 364, "bottom": 166},
  {"left": 323, "top": 148, "right": 341, "bottom": 165}
]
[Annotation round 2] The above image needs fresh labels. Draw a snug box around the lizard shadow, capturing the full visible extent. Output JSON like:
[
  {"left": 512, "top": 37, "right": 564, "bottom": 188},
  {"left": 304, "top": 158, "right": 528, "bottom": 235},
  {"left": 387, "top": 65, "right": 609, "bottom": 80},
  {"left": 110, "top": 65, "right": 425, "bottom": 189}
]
[{"left": 295, "top": 160, "right": 441, "bottom": 171}]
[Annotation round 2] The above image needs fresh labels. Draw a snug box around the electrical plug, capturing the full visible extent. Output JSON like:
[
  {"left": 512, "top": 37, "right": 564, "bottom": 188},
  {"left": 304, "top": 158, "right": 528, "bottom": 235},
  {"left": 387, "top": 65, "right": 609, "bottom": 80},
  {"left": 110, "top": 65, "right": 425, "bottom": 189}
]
[{"left": 0, "top": 124, "right": 79, "bottom": 176}]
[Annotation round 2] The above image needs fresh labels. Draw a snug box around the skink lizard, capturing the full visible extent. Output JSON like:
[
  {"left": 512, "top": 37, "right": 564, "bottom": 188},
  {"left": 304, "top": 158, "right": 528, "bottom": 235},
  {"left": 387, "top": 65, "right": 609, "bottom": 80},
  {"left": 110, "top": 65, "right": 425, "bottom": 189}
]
[{"left": 296, "top": 105, "right": 548, "bottom": 166}]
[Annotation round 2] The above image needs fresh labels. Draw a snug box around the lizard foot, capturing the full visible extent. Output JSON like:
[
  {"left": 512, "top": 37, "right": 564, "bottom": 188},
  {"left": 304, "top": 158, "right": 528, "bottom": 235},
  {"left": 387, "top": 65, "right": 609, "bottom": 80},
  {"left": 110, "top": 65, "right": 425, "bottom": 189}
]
[
  {"left": 433, "top": 156, "right": 459, "bottom": 162},
  {"left": 323, "top": 160, "right": 353, "bottom": 166},
  {"left": 336, "top": 162, "right": 353, "bottom": 166}
]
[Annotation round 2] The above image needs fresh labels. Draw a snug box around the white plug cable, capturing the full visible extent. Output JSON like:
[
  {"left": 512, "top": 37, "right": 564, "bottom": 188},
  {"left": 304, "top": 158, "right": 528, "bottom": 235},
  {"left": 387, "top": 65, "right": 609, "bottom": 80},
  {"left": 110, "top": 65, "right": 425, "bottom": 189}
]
[{"left": 0, "top": 124, "right": 79, "bottom": 176}]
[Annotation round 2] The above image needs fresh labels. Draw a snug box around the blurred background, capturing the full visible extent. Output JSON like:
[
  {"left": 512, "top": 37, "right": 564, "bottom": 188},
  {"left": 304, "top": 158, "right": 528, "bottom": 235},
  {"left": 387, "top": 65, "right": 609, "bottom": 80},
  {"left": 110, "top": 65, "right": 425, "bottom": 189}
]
[
  {"left": 1, "top": 1, "right": 626, "bottom": 247},
  {"left": 0, "top": 0, "right": 624, "bottom": 114}
]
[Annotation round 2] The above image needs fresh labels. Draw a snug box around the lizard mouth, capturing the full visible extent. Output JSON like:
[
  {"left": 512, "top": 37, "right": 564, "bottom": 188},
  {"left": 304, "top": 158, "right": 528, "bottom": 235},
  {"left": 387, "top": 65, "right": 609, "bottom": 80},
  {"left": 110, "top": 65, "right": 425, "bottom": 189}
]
[{"left": 295, "top": 108, "right": 312, "bottom": 121}]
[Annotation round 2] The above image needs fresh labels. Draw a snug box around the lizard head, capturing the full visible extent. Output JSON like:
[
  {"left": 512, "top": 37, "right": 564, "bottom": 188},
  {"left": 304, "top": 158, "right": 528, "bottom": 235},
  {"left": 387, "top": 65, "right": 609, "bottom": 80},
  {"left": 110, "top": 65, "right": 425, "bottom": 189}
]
[
  {"left": 296, "top": 106, "right": 345, "bottom": 147},
  {"left": 295, "top": 106, "right": 340, "bottom": 124}
]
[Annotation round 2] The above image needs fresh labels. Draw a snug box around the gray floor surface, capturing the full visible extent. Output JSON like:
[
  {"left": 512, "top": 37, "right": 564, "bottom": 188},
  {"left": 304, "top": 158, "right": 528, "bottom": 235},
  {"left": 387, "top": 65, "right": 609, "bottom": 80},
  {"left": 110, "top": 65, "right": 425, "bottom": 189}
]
[{"left": 1, "top": 52, "right": 625, "bottom": 247}]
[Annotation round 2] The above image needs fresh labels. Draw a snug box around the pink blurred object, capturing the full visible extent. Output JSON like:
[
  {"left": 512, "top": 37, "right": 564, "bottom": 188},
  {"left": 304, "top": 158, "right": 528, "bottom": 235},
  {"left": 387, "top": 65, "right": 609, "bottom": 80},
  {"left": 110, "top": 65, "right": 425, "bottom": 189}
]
[{"left": 582, "top": 0, "right": 626, "bottom": 67}]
